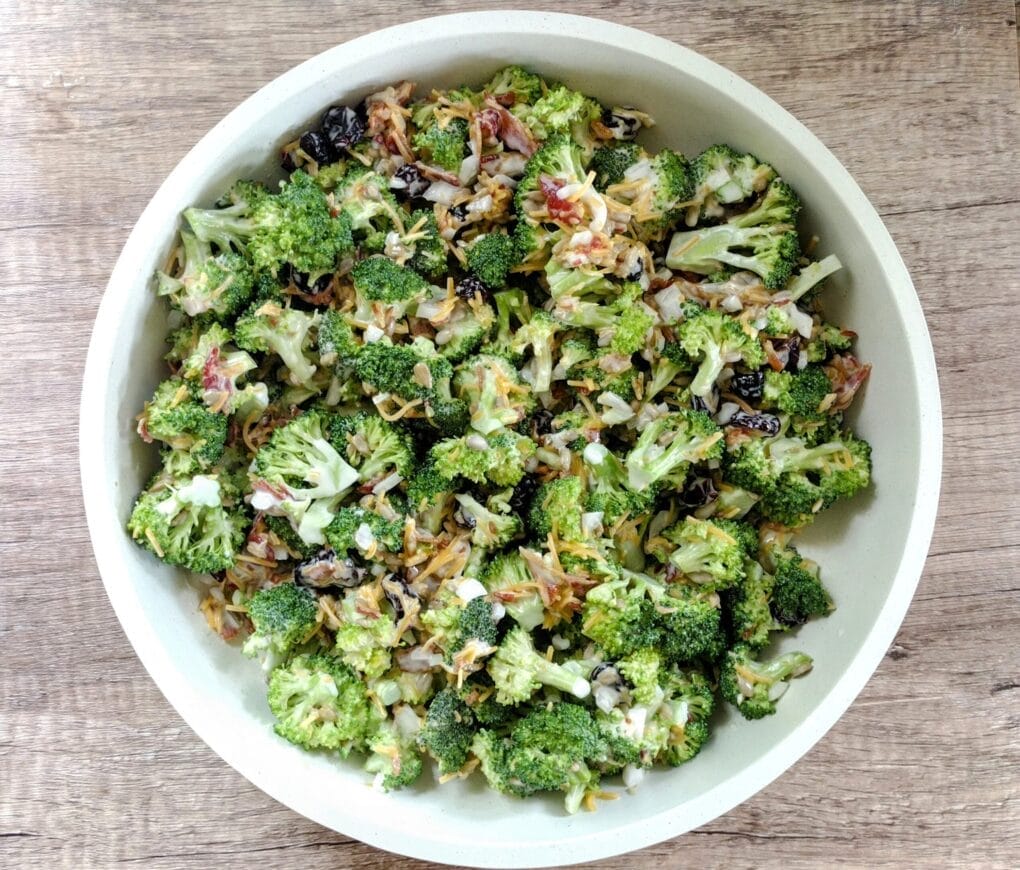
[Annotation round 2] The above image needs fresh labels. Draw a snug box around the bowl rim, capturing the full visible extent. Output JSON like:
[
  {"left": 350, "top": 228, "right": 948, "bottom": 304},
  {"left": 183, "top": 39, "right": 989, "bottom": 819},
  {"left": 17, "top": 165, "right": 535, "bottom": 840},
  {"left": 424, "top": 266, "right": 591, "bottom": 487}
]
[{"left": 80, "top": 10, "right": 943, "bottom": 867}]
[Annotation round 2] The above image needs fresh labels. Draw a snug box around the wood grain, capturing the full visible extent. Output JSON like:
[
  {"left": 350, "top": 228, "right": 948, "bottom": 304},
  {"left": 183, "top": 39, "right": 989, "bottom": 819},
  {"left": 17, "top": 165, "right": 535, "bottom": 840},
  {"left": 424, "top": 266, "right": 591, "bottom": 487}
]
[{"left": 2, "top": 1, "right": 1019, "bottom": 868}]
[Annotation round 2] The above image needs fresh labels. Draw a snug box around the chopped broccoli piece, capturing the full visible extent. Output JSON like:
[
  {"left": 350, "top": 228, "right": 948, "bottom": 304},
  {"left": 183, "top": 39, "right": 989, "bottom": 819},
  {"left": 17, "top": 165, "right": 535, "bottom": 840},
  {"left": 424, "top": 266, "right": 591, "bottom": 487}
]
[
  {"left": 155, "top": 229, "right": 255, "bottom": 319},
  {"left": 127, "top": 471, "right": 246, "bottom": 574},
  {"left": 488, "top": 626, "right": 592, "bottom": 704},
  {"left": 454, "top": 490, "right": 523, "bottom": 547},
  {"left": 528, "top": 476, "right": 584, "bottom": 542},
  {"left": 625, "top": 409, "right": 724, "bottom": 492},
  {"left": 234, "top": 301, "right": 319, "bottom": 386},
  {"left": 483, "top": 65, "right": 544, "bottom": 104},
  {"left": 762, "top": 366, "right": 833, "bottom": 418},
  {"left": 329, "top": 411, "right": 415, "bottom": 482},
  {"left": 720, "top": 645, "right": 813, "bottom": 719},
  {"left": 267, "top": 653, "right": 380, "bottom": 752},
  {"left": 666, "top": 223, "right": 800, "bottom": 290},
  {"left": 678, "top": 305, "right": 767, "bottom": 398},
  {"left": 242, "top": 582, "right": 318, "bottom": 660},
  {"left": 413, "top": 117, "right": 469, "bottom": 171},
  {"left": 467, "top": 232, "right": 519, "bottom": 289},
  {"left": 418, "top": 688, "right": 477, "bottom": 775},
  {"left": 137, "top": 379, "right": 227, "bottom": 469},
  {"left": 590, "top": 141, "right": 641, "bottom": 189}
]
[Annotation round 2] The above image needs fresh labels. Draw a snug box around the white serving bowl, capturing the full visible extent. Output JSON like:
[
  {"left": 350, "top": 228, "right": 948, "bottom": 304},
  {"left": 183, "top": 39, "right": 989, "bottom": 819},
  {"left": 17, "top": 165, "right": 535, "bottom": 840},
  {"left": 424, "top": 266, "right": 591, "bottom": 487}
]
[{"left": 80, "top": 11, "right": 942, "bottom": 867}]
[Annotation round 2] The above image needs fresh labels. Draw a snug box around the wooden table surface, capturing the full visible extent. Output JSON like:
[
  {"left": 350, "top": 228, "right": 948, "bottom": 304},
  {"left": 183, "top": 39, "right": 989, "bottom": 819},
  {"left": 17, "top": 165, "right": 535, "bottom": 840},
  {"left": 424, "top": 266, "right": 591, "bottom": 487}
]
[{"left": 3, "top": 1, "right": 1019, "bottom": 867}]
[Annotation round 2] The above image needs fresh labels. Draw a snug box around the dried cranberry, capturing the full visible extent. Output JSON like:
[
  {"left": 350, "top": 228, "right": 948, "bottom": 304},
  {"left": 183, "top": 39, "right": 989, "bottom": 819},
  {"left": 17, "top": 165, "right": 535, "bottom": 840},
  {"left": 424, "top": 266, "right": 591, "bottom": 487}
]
[
  {"left": 530, "top": 409, "right": 555, "bottom": 437},
  {"left": 728, "top": 411, "right": 781, "bottom": 435},
  {"left": 321, "top": 105, "right": 365, "bottom": 151},
  {"left": 678, "top": 476, "right": 718, "bottom": 509},
  {"left": 455, "top": 275, "right": 487, "bottom": 301},
  {"left": 391, "top": 163, "right": 429, "bottom": 199},
  {"left": 730, "top": 371, "right": 765, "bottom": 402},
  {"left": 785, "top": 336, "right": 801, "bottom": 372},
  {"left": 299, "top": 130, "right": 336, "bottom": 166},
  {"left": 509, "top": 473, "right": 540, "bottom": 515}
]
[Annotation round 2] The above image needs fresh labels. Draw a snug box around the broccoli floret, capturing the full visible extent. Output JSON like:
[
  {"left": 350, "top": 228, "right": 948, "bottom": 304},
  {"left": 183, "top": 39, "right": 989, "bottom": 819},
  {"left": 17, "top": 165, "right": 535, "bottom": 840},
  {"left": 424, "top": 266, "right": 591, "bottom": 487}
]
[
  {"left": 729, "top": 178, "right": 801, "bottom": 229},
  {"left": 466, "top": 232, "right": 520, "bottom": 290},
  {"left": 431, "top": 430, "right": 534, "bottom": 487},
  {"left": 324, "top": 506, "right": 405, "bottom": 556},
  {"left": 655, "top": 668, "right": 715, "bottom": 766},
  {"left": 488, "top": 626, "right": 592, "bottom": 704},
  {"left": 702, "top": 482, "right": 761, "bottom": 520},
  {"left": 352, "top": 338, "right": 452, "bottom": 401},
  {"left": 185, "top": 171, "right": 353, "bottom": 278},
  {"left": 514, "top": 133, "right": 586, "bottom": 215},
  {"left": 806, "top": 327, "right": 855, "bottom": 366},
  {"left": 543, "top": 258, "right": 616, "bottom": 302},
  {"left": 656, "top": 517, "right": 747, "bottom": 590},
  {"left": 720, "top": 645, "right": 813, "bottom": 719},
  {"left": 453, "top": 353, "right": 534, "bottom": 435},
  {"left": 655, "top": 585, "right": 726, "bottom": 665},
  {"left": 783, "top": 254, "right": 843, "bottom": 303},
  {"left": 454, "top": 491, "right": 523, "bottom": 547},
  {"left": 127, "top": 471, "right": 246, "bottom": 574},
  {"left": 267, "top": 653, "right": 379, "bottom": 752},
  {"left": 726, "top": 558, "right": 778, "bottom": 650},
  {"left": 608, "top": 149, "right": 695, "bottom": 239},
  {"left": 762, "top": 366, "right": 833, "bottom": 418},
  {"left": 760, "top": 537, "right": 833, "bottom": 626},
  {"left": 405, "top": 458, "right": 455, "bottom": 533},
  {"left": 418, "top": 688, "right": 477, "bottom": 775},
  {"left": 234, "top": 301, "right": 319, "bottom": 386},
  {"left": 137, "top": 379, "right": 227, "bottom": 469},
  {"left": 250, "top": 409, "right": 359, "bottom": 545},
  {"left": 590, "top": 141, "right": 641, "bottom": 189},
  {"left": 512, "top": 220, "right": 558, "bottom": 269},
  {"left": 265, "top": 513, "right": 320, "bottom": 559},
  {"left": 155, "top": 229, "right": 255, "bottom": 319},
  {"left": 332, "top": 165, "right": 404, "bottom": 238},
  {"left": 404, "top": 208, "right": 448, "bottom": 279},
  {"left": 364, "top": 718, "right": 424, "bottom": 790},
  {"left": 482, "top": 552, "right": 545, "bottom": 631},
  {"left": 317, "top": 309, "right": 361, "bottom": 367},
  {"left": 666, "top": 223, "right": 799, "bottom": 290},
  {"left": 582, "top": 442, "right": 652, "bottom": 526},
  {"left": 177, "top": 323, "right": 264, "bottom": 417},
  {"left": 609, "top": 305, "right": 655, "bottom": 356},
  {"left": 510, "top": 311, "right": 561, "bottom": 393},
  {"left": 413, "top": 117, "right": 469, "bottom": 171},
  {"left": 625, "top": 409, "right": 724, "bottom": 492},
  {"left": 329, "top": 411, "right": 415, "bottom": 482},
  {"left": 527, "top": 476, "right": 584, "bottom": 542},
  {"left": 483, "top": 65, "right": 544, "bottom": 105},
  {"left": 726, "top": 429, "right": 871, "bottom": 527},
  {"left": 333, "top": 589, "right": 400, "bottom": 678},
  {"left": 580, "top": 573, "right": 661, "bottom": 659},
  {"left": 242, "top": 582, "right": 318, "bottom": 661},
  {"left": 351, "top": 255, "right": 429, "bottom": 313},
  {"left": 691, "top": 144, "right": 776, "bottom": 214},
  {"left": 494, "top": 703, "right": 607, "bottom": 814},
  {"left": 519, "top": 84, "right": 601, "bottom": 158},
  {"left": 436, "top": 299, "right": 496, "bottom": 363},
  {"left": 645, "top": 341, "right": 694, "bottom": 400},
  {"left": 678, "top": 306, "right": 767, "bottom": 398},
  {"left": 484, "top": 288, "right": 532, "bottom": 361}
]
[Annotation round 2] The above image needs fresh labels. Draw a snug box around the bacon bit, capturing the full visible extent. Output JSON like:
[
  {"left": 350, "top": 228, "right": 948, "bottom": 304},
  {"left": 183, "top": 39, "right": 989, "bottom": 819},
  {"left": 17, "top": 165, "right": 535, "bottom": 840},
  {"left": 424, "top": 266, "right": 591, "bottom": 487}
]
[
  {"left": 136, "top": 417, "right": 153, "bottom": 443},
  {"left": 493, "top": 105, "right": 538, "bottom": 156},
  {"left": 477, "top": 107, "right": 501, "bottom": 143},
  {"left": 415, "top": 161, "right": 461, "bottom": 186},
  {"left": 540, "top": 176, "right": 583, "bottom": 224},
  {"left": 825, "top": 354, "right": 872, "bottom": 412}
]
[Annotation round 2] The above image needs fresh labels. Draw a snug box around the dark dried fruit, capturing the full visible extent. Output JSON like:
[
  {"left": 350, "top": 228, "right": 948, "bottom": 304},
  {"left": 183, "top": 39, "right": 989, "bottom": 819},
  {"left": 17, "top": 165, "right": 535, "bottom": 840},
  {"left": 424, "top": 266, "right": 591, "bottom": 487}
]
[
  {"left": 509, "top": 473, "right": 540, "bottom": 515},
  {"left": 785, "top": 336, "right": 801, "bottom": 372},
  {"left": 530, "top": 409, "right": 555, "bottom": 437},
  {"left": 455, "top": 275, "right": 488, "bottom": 301},
  {"left": 299, "top": 130, "right": 336, "bottom": 166},
  {"left": 321, "top": 104, "right": 366, "bottom": 151},
  {"left": 728, "top": 410, "right": 781, "bottom": 435},
  {"left": 678, "top": 476, "right": 719, "bottom": 509},
  {"left": 599, "top": 108, "right": 642, "bottom": 139},
  {"left": 294, "top": 548, "right": 367, "bottom": 589},
  {"left": 729, "top": 371, "right": 765, "bottom": 402},
  {"left": 449, "top": 203, "right": 469, "bottom": 222},
  {"left": 382, "top": 575, "right": 418, "bottom": 621},
  {"left": 280, "top": 149, "right": 298, "bottom": 173},
  {"left": 391, "top": 163, "right": 429, "bottom": 198}
]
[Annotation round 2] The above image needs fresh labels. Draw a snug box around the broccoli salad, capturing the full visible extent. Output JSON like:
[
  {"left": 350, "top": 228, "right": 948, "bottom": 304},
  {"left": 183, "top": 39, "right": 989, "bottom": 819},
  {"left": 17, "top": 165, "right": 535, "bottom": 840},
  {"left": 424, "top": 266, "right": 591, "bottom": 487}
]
[{"left": 128, "top": 66, "right": 872, "bottom": 813}]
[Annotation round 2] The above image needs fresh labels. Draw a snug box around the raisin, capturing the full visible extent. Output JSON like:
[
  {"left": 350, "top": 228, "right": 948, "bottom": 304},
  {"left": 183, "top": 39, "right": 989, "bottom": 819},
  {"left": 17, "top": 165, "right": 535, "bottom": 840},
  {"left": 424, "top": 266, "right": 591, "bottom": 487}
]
[
  {"left": 455, "top": 275, "right": 488, "bottom": 301},
  {"left": 321, "top": 104, "right": 365, "bottom": 151},
  {"left": 391, "top": 163, "right": 429, "bottom": 199},
  {"left": 678, "top": 476, "right": 718, "bottom": 509},
  {"left": 730, "top": 371, "right": 765, "bottom": 402},
  {"left": 299, "top": 130, "right": 336, "bottom": 165},
  {"left": 728, "top": 411, "right": 781, "bottom": 435}
]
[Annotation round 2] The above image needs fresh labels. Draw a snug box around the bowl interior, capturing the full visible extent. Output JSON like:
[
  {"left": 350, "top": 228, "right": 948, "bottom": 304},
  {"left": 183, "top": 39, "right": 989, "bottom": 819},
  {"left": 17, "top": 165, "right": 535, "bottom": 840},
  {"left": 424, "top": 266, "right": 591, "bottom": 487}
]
[{"left": 81, "top": 12, "right": 940, "bottom": 868}]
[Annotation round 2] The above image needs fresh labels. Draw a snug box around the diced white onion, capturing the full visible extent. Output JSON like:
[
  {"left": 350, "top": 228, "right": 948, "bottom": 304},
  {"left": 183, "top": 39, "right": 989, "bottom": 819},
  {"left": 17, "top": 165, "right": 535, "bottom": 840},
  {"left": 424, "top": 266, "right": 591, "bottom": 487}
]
[
  {"left": 354, "top": 523, "right": 376, "bottom": 552},
  {"left": 715, "top": 402, "right": 739, "bottom": 425},
  {"left": 623, "top": 764, "right": 645, "bottom": 790},
  {"left": 423, "top": 181, "right": 466, "bottom": 205},
  {"left": 364, "top": 324, "right": 385, "bottom": 343},
  {"left": 455, "top": 578, "right": 487, "bottom": 602},
  {"left": 371, "top": 471, "right": 402, "bottom": 495}
]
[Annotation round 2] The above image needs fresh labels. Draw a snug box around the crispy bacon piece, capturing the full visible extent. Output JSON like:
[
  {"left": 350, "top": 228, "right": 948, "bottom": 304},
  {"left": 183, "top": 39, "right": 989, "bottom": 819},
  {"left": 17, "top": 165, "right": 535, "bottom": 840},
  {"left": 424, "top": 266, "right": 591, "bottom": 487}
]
[
  {"left": 825, "top": 353, "right": 872, "bottom": 412},
  {"left": 540, "top": 176, "right": 583, "bottom": 225}
]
